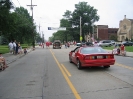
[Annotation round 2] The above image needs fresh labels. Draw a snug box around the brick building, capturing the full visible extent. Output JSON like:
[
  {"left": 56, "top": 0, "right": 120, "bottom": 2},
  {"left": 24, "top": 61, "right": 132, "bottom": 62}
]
[{"left": 96, "top": 25, "right": 118, "bottom": 41}]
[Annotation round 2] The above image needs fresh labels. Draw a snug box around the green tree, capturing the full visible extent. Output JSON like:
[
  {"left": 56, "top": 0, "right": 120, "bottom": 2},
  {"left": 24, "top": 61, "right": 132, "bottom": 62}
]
[
  {"left": 35, "top": 33, "right": 42, "bottom": 43},
  {"left": 109, "top": 35, "right": 117, "bottom": 41},
  {"left": 0, "top": 1, "right": 38, "bottom": 46},
  {"left": 60, "top": 19, "right": 71, "bottom": 42},
  {"left": 0, "top": 0, "right": 14, "bottom": 41},
  {"left": 49, "top": 2, "right": 100, "bottom": 43},
  {"left": 60, "top": 10, "right": 78, "bottom": 42},
  {"left": 71, "top": 2, "right": 99, "bottom": 41},
  {"left": 125, "top": 37, "right": 128, "bottom": 41},
  {"left": 49, "top": 36, "right": 54, "bottom": 42}
]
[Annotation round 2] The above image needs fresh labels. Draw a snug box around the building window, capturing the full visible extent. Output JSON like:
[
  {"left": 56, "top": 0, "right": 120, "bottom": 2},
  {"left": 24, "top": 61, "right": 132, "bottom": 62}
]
[{"left": 123, "top": 25, "right": 126, "bottom": 30}]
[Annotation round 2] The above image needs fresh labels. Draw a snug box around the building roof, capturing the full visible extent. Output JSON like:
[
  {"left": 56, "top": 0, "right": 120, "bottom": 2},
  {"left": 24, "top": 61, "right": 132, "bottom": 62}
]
[
  {"left": 97, "top": 25, "right": 108, "bottom": 29},
  {"left": 129, "top": 19, "right": 133, "bottom": 22}
]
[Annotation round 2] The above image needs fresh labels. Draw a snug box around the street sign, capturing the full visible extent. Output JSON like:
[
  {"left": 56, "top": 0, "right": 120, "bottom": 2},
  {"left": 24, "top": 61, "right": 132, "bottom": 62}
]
[{"left": 48, "top": 27, "right": 66, "bottom": 30}]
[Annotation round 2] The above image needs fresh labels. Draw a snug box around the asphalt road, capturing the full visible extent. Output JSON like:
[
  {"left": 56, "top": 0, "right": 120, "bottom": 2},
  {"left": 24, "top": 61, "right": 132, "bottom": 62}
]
[{"left": 0, "top": 45, "right": 133, "bottom": 99}]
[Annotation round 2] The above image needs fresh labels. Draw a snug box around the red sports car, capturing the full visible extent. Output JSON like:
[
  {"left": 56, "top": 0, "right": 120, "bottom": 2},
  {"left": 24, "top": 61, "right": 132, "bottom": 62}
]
[{"left": 69, "top": 46, "right": 115, "bottom": 69}]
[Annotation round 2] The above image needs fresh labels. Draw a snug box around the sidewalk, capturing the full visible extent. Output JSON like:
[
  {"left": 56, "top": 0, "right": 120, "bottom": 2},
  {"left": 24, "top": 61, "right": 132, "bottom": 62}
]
[{"left": 2, "top": 48, "right": 32, "bottom": 65}]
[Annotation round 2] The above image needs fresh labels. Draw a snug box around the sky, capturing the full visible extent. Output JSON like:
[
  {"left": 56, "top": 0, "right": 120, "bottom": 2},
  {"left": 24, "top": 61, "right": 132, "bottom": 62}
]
[{"left": 11, "top": 0, "right": 133, "bottom": 41}]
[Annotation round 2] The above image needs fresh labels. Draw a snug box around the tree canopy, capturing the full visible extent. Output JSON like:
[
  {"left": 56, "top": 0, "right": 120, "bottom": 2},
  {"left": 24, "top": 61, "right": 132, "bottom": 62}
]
[
  {"left": 49, "top": 1, "right": 99, "bottom": 42},
  {"left": 0, "top": 1, "right": 99, "bottom": 44},
  {"left": 0, "top": 0, "right": 41, "bottom": 45}
]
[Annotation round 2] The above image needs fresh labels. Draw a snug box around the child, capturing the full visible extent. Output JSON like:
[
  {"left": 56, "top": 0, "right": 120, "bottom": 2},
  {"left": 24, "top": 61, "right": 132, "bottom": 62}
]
[
  {"left": 24, "top": 48, "right": 27, "bottom": 55},
  {"left": 0, "top": 53, "right": 8, "bottom": 70}
]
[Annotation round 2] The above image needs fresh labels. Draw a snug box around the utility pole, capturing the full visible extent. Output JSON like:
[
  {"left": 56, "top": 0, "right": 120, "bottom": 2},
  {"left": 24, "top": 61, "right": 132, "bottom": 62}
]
[
  {"left": 39, "top": 24, "right": 41, "bottom": 32},
  {"left": 80, "top": 16, "right": 82, "bottom": 37},
  {"left": 27, "top": 0, "right": 37, "bottom": 48},
  {"left": 38, "top": 24, "right": 41, "bottom": 37},
  {"left": 80, "top": 16, "right": 82, "bottom": 42},
  {"left": 42, "top": 32, "right": 44, "bottom": 43}
]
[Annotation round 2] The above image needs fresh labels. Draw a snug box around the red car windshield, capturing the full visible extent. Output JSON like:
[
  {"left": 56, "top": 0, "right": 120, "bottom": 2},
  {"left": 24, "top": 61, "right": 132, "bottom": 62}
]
[{"left": 80, "top": 47, "right": 106, "bottom": 54}]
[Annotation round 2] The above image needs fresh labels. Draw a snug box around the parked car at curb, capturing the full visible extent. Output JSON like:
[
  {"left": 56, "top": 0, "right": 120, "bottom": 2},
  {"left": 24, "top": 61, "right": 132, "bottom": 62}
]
[
  {"left": 98, "top": 40, "right": 113, "bottom": 47},
  {"left": 76, "top": 43, "right": 81, "bottom": 46},
  {"left": 110, "top": 40, "right": 116, "bottom": 45},
  {"left": 69, "top": 46, "right": 115, "bottom": 70},
  {"left": 122, "top": 41, "right": 133, "bottom": 46},
  {"left": 117, "top": 41, "right": 133, "bottom": 46}
]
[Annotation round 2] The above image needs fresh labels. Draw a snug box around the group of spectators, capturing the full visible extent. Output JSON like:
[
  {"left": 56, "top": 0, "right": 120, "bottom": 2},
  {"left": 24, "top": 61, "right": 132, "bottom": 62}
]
[
  {"left": 112, "top": 43, "right": 126, "bottom": 56},
  {"left": 0, "top": 40, "right": 28, "bottom": 71},
  {"left": 8, "top": 40, "right": 24, "bottom": 55}
]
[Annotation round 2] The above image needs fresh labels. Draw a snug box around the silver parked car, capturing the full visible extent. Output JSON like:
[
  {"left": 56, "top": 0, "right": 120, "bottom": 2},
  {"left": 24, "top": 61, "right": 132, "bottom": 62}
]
[{"left": 98, "top": 40, "right": 113, "bottom": 47}]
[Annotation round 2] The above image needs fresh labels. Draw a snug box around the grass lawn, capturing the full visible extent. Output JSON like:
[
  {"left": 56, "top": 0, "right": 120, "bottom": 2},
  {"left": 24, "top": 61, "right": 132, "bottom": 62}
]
[
  {"left": 0, "top": 45, "right": 9, "bottom": 54},
  {"left": 0, "top": 44, "right": 31, "bottom": 54},
  {"left": 102, "top": 46, "right": 133, "bottom": 52}
]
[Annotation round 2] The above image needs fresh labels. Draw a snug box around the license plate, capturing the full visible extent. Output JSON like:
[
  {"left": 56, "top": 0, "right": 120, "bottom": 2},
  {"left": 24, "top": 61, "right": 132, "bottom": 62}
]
[{"left": 97, "top": 56, "right": 103, "bottom": 59}]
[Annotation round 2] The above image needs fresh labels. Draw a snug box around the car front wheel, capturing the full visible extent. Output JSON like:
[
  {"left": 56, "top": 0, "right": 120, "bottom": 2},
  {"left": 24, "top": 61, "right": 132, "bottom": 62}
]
[{"left": 77, "top": 59, "right": 82, "bottom": 70}]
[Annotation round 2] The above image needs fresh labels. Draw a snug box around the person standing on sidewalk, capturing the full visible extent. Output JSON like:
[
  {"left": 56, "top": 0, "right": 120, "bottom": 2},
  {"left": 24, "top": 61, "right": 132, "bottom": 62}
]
[
  {"left": 8, "top": 41, "right": 13, "bottom": 53},
  {"left": 13, "top": 40, "right": 16, "bottom": 54},
  {"left": 120, "top": 44, "right": 125, "bottom": 56},
  {"left": 93, "top": 41, "right": 99, "bottom": 47},
  {"left": 15, "top": 42, "right": 19, "bottom": 54}
]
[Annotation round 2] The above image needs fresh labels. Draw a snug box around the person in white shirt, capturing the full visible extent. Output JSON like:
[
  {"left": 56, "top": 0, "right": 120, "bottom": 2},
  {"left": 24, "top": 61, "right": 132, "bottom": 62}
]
[
  {"left": 8, "top": 41, "right": 13, "bottom": 53},
  {"left": 13, "top": 40, "right": 16, "bottom": 54},
  {"left": 93, "top": 41, "right": 99, "bottom": 47}
]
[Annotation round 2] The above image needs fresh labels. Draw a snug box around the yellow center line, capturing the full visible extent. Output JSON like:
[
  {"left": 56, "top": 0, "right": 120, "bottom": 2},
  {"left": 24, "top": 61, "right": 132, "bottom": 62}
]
[
  {"left": 50, "top": 49, "right": 81, "bottom": 99},
  {"left": 61, "top": 64, "right": 71, "bottom": 77},
  {"left": 115, "top": 63, "right": 133, "bottom": 70}
]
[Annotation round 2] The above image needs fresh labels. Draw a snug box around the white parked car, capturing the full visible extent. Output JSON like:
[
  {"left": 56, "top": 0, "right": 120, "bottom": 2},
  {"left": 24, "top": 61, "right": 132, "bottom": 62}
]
[{"left": 76, "top": 43, "right": 81, "bottom": 46}]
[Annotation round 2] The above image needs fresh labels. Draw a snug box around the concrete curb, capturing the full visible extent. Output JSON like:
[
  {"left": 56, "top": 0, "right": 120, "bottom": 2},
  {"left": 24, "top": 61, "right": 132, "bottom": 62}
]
[{"left": 4, "top": 49, "right": 32, "bottom": 65}]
